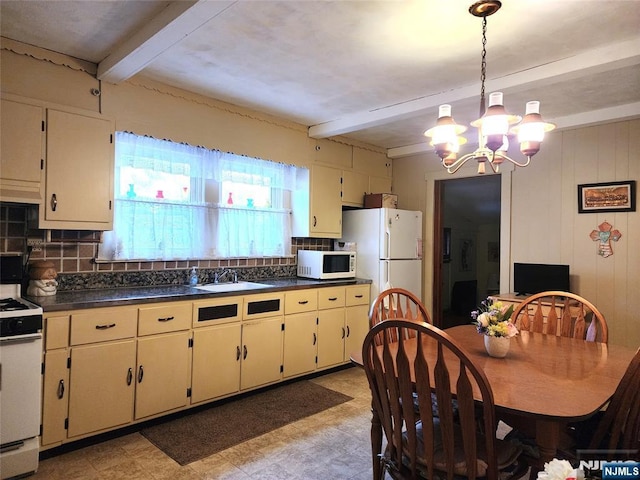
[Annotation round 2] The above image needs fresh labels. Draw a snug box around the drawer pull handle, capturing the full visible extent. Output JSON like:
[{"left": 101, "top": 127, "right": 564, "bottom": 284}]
[
  {"left": 57, "top": 379, "right": 65, "bottom": 399},
  {"left": 138, "top": 365, "right": 144, "bottom": 383},
  {"left": 95, "top": 323, "right": 116, "bottom": 330},
  {"left": 51, "top": 193, "right": 57, "bottom": 212},
  {"left": 341, "top": 327, "right": 345, "bottom": 339},
  {"left": 298, "top": 300, "right": 309, "bottom": 305},
  {"left": 236, "top": 345, "right": 241, "bottom": 361},
  {"left": 355, "top": 294, "right": 363, "bottom": 298},
  {"left": 313, "top": 333, "right": 317, "bottom": 345},
  {"left": 346, "top": 325, "right": 350, "bottom": 337},
  {"left": 126, "top": 368, "right": 133, "bottom": 386},
  {"left": 328, "top": 297, "right": 337, "bottom": 301},
  {"left": 158, "top": 316, "right": 174, "bottom": 322},
  {"left": 243, "top": 345, "right": 248, "bottom": 360}
]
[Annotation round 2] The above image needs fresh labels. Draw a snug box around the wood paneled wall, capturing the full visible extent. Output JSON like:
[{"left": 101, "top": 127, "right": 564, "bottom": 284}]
[{"left": 395, "top": 119, "right": 640, "bottom": 348}]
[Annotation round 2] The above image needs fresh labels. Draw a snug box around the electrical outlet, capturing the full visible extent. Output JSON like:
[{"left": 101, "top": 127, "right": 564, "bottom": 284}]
[{"left": 27, "top": 238, "right": 44, "bottom": 252}]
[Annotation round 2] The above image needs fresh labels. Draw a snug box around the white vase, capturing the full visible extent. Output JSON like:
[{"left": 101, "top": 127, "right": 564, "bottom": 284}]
[{"left": 484, "top": 335, "right": 511, "bottom": 358}]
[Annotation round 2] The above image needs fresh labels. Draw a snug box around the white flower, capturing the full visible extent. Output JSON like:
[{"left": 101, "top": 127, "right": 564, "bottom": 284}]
[
  {"left": 543, "top": 459, "right": 574, "bottom": 480},
  {"left": 477, "top": 312, "right": 490, "bottom": 327}
]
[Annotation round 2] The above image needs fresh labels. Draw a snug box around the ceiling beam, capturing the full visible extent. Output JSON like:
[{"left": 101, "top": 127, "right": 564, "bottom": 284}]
[
  {"left": 98, "top": 0, "right": 235, "bottom": 83},
  {"left": 309, "top": 39, "right": 640, "bottom": 140}
]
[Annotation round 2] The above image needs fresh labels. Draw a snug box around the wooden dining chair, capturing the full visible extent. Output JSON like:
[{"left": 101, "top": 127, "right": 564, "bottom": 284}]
[
  {"left": 511, "top": 291, "right": 608, "bottom": 343},
  {"left": 369, "top": 288, "right": 432, "bottom": 346},
  {"left": 362, "top": 319, "right": 522, "bottom": 480},
  {"left": 569, "top": 347, "right": 640, "bottom": 454}
]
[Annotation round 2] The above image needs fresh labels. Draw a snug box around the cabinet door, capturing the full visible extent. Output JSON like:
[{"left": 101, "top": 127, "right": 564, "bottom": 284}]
[
  {"left": 191, "top": 323, "right": 241, "bottom": 404},
  {"left": 345, "top": 304, "right": 369, "bottom": 362},
  {"left": 41, "top": 348, "right": 69, "bottom": 447},
  {"left": 317, "top": 308, "right": 346, "bottom": 369},
  {"left": 283, "top": 312, "right": 317, "bottom": 378},
  {"left": 310, "top": 165, "right": 342, "bottom": 237},
  {"left": 240, "top": 317, "right": 283, "bottom": 390},
  {"left": 67, "top": 340, "right": 135, "bottom": 438},
  {"left": 369, "top": 175, "right": 392, "bottom": 194},
  {"left": 134, "top": 331, "right": 190, "bottom": 420},
  {"left": 0, "top": 98, "right": 43, "bottom": 201},
  {"left": 43, "top": 108, "right": 114, "bottom": 229},
  {"left": 341, "top": 170, "right": 368, "bottom": 207}
]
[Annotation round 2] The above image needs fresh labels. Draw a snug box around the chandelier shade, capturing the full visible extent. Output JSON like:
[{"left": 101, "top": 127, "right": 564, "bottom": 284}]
[{"left": 424, "top": 1, "right": 556, "bottom": 174}]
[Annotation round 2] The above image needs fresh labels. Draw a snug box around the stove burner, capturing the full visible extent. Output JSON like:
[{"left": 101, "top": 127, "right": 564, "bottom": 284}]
[{"left": 0, "top": 298, "right": 29, "bottom": 312}]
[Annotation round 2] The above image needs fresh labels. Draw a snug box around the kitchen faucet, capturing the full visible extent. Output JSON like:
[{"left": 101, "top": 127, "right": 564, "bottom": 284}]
[{"left": 214, "top": 269, "right": 237, "bottom": 283}]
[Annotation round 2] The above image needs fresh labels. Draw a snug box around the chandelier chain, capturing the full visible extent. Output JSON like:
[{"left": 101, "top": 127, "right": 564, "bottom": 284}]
[{"left": 479, "top": 16, "right": 488, "bottom": 117}]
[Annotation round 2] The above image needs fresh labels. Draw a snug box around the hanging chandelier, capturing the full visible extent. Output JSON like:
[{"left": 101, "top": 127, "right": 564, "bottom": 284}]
[{"left": 424, "top": 0, "right": 556, "bottom": 174}]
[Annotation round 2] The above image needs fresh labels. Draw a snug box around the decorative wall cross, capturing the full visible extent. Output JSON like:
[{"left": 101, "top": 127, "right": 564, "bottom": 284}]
[{"left": 589, "top": 221, "right": 622, "bottom": 258}]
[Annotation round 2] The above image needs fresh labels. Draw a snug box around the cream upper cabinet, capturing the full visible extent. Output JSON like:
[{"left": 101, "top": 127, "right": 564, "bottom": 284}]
[
  {"left": 0, "top": 97, "right": 44, "bottom": 203},
  {"left": 341, "top": 170, "right": 369, "bottom": 207},
  {"left": 292, "top": 164, "right": 342, "bottom": 238},
  {"left": 369, "top": 175, "right": 392, "bottom": 195},
  {"left": 41, "top": 108, "right": 114, "bottom": 230}
]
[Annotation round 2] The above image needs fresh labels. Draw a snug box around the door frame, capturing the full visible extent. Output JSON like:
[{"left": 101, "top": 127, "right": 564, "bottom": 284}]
[{"left": 427, "top": 170, "right": 511, "bottom": 327}]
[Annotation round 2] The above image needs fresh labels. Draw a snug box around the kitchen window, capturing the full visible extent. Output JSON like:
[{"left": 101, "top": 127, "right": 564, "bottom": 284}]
[{"left": 98, "top": 132, "right": 296, "bottom": 261}]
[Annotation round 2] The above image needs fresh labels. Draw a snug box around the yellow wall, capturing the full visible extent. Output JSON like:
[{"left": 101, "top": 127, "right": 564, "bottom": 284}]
[
  {"left": 394, "top": 119, "right": 640, "bottom": 348},
  {"left": 0, "top": 38, "right": 387, "bottom": 172}
]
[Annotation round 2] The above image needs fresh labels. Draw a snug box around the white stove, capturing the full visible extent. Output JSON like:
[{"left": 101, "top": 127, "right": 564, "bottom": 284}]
[{"left": 0, "top": 257, "right": 43, "bottom": 479}]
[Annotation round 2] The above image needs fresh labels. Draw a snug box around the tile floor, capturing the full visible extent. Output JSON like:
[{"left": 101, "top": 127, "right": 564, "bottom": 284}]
[{"left": 32, "top": 367, "right": 376, "bottom": 480}]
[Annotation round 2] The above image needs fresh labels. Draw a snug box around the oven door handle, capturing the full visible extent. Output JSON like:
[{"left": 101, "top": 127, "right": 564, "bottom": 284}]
[{"left": 0, "top": 333, "right": 42, "bottom": 345}]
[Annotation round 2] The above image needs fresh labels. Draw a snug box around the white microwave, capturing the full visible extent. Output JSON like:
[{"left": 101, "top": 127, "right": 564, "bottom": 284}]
[{"left": 297, "top": 250, "right": 357, "bottom": 280}]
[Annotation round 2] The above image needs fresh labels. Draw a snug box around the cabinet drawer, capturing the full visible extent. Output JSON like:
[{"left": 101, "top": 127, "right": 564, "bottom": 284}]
[
  {"left": 70, "top": 307, "right": 137, "bottom": 345},
  {"left": 138, "top": 302, "right": 192, "bottom": 336},
  {"left": 285, "top": 290, "right": 318, "bottom": 314},
  {"left": 193, "top": 296, "right": 243, "bottom": 327},
  {"left": 244, "top": 292, "right": 284, "bottom": 320},
  {"left": 45, "top": 314, "right": 70, "bottom": 349},
  {"left": 346, "top": 285, "right": 370, "bottom": 307},
  {"left": 318, "top": 287, "right": 345, "bottom": 310}
]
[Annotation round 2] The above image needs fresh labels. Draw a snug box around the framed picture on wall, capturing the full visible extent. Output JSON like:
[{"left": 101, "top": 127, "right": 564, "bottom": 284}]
[{"left": 578, "top": 180, "right": 636, "bottom": 213}]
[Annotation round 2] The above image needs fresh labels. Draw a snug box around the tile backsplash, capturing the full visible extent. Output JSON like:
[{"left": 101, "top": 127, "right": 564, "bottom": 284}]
[{"left": 0, "top": 203, "right": 333, "bottom": 290}]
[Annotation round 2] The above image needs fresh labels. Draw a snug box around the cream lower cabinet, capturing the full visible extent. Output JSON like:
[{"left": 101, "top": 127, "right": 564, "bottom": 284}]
[
  {"left": 317, "top": 287, "right": 347, "bottom": 369},
  {"left": 67, "top": 339, "right": 136, "bottom": 438},
  {"left": 41, "top": 348, "right": 69, "bottom": 447},
  {"left": 134, "top": 302, "right": 192, "bottom": 420},
  {"left": 344, "top": 285, "right": 371, "bottom": 361},
  {"left": 317, "top": 285, "right": 370, "bottom": 369},
  {"left": 283, "top": 289, "right": 319, "bottom": 378},
  {"left": 240, "top": 317, "right": 283, "bottom": 390},
  {"left": 191, "top": 322, "right": 242, "bottom": 404}
]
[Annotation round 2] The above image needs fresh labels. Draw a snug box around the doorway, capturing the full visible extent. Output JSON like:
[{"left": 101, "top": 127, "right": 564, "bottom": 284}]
[{"left": 433, "top": 175, "right": 501, "bottom": 328}]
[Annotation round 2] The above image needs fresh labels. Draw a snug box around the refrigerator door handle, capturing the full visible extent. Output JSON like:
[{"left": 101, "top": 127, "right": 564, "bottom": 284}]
[
  {"left": 384, "top": 230, "right": 391, "bottom": 259},
  {"left": 382, "top": 260, "right": 389, "bottom": 284}
]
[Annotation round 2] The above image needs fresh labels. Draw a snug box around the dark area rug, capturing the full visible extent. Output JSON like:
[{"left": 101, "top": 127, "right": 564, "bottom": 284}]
[{"left": 140, "top": 380, "right": 353, "bottom": 465}]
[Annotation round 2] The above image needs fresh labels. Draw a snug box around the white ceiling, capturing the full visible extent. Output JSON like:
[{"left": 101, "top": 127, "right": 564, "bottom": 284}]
[{"left": 1, "top": 0, "right": 639, "bottom": 158}]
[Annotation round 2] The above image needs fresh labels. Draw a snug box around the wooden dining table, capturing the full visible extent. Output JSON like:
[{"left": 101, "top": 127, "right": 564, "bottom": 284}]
[{"left": 350, "top": 324, "right": 638, "bottom": 466}]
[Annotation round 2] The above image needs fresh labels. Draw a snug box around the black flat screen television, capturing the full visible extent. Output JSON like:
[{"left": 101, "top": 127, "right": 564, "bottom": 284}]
[{"left": 513, "top": 262, "right": 570, "bottom": 296}]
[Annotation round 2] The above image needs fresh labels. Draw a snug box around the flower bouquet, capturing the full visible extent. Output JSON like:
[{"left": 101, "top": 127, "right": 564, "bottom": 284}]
[
  {"left": 471, "top": 297, "right": 518, "bottom": 357},
  {"left": 471, "top": 297, "right": 518, "bottom": 338}
]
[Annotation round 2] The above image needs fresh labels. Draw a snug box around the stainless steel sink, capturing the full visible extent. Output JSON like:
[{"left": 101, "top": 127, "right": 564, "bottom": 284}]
[{"left": 194, "top": 281, "right": 271, "bottom": 293}]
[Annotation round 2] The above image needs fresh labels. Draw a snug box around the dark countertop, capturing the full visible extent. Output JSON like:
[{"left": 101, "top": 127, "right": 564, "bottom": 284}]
[{"left": 25, "top": 277, "right": 372, "bottom": 312}]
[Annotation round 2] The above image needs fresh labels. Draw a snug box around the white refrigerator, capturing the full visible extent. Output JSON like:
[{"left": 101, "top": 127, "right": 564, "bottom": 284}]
[{"left": 341, "top": 208, "right": 423, "bottom": 302}]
